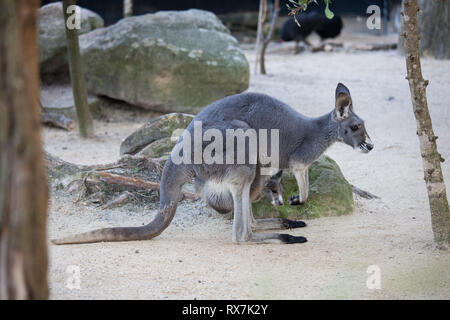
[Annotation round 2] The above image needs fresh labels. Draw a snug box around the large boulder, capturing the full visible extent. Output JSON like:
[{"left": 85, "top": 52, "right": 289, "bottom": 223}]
[
  {"left": 38, "top": 2, "right": 104, "bottom": 75},
  {"left": 253, "top": 156, "right": 354, "bottom": 219},
  {"left": 79, "top": 9, "right": 250, "bottom": 113}
]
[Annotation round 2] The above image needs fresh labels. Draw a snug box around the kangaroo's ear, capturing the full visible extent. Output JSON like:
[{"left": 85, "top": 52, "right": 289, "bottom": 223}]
[{"left": 335, "top": 83, "right": 352, "bottom": 120}]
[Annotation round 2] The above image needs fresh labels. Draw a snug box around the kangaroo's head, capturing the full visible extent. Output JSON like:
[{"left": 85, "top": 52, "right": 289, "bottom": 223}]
[
  {"left": 263, "top": 170, "right": 284, "bottom": 206},
  {"left": 334, "top": 83, "right": 374, "bottom": 153}
]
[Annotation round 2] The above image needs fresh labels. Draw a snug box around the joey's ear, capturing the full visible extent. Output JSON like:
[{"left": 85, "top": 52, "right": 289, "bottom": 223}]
[{"left": 335, "top": 83, "right": 352, "bottom": 120}]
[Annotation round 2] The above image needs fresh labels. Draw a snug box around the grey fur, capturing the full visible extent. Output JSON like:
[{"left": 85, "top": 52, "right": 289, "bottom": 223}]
[
  {"left": 196, "top": 169, "right": 283, "bottom": 214},
  {"left": 52, "top": 83, "right": 372, "bottom": 245}
]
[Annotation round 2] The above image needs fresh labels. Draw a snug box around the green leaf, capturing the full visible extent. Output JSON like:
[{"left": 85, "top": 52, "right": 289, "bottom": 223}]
[{"left": 324, "top": 0, "right": 335, "bottom": 19}]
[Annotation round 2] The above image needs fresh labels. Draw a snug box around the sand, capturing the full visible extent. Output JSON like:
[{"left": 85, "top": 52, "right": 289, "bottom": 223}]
[{"left": 44, "top": 42, "right": 450, "bottom": 299}]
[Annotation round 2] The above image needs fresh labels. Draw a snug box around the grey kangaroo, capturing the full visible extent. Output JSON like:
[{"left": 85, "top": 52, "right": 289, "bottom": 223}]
[{"left": 53, "top": 83, "right": 373, "bottom": 245}]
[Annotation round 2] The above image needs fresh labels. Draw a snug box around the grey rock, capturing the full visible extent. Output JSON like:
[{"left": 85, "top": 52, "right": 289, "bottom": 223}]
[
  {"left": 120, "top": 113, "right": 194, "bottom": 155},
  {"left": 253, "top": 156, "right": 354, "bottom": 219}
]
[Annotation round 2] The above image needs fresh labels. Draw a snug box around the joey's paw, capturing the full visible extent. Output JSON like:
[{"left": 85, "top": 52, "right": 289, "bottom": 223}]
[
  {"left": 279, "top": 234, "right": 308, "bottom": 244},
  {"left": 288, "top": 195, "right": 305, "bottom": 205},
  {"left": 282, "top": 219, "right": 307, "bottom": 229}
]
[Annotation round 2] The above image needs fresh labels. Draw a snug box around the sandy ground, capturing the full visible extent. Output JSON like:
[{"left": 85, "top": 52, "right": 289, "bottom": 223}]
[{"left": 44, "top": 40, "right": 450, "bottom": 299}]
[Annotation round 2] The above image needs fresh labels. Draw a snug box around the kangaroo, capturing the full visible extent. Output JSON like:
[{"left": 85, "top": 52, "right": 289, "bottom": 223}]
[
  {"left": 261, "top": 170, "right": 284, "bottom": 207},
  {"left": 53, "top": 83, "right": 373, "bottom": 245}
]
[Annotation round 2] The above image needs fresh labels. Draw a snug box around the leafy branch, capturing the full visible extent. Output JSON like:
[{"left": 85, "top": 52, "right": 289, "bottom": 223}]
[{"left": 287, "top": 0, "right": 334, "bottom": 27}]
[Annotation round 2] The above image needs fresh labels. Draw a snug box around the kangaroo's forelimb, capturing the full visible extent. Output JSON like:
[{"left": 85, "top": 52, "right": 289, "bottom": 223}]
[{"left": 289, "top": 164, "right": 309, "bottom": 205}]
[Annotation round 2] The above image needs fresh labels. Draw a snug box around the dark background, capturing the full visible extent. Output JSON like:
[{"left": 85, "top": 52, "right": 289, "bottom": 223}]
[{"left": 41, "top": 0, "right": 390, "bottom": 26}]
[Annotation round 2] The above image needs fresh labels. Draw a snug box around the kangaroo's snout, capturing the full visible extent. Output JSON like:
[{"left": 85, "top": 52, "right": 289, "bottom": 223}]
[
  {"left": 272, "top": 194, "right": 284, "bottom": 207},
  {"left": 359, "top": 136, "right": 374, "bottom": 153}
]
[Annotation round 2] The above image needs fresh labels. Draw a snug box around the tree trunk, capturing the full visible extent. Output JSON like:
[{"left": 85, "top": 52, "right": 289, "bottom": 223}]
[
  {"left": 402, "top": 0, "right": 450, "bottom": 247},
  {"left": 0, "top": 0, "right": 49, "bottom": 299},
  {"left": 260, "top": 0, "right": 280, "bottom": 74},
  {"left": 124, "top": 0, "right": 133, "bottom": 18},
  {"left": 254, "top": 0, "right": 268, "bottom": 74},
  {"left": 62, "top": 0, "right": 94, "bottom": 138},
  {"left": 418, "top": 0, "right": 450, "bottom": 59}
]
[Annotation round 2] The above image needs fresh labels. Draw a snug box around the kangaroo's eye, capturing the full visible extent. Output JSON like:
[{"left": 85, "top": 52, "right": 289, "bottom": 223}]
[
  {"left": 350, "top": 125, "right": 359, "bottom": 132},
  {"left": 271, "top": 190, "right": 277, "bottom": 194}
]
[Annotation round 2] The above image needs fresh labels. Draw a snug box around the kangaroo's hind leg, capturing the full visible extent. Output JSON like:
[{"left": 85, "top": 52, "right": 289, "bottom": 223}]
[
  {"left": 228, "top": 166, "right": 254, "bottom": 243},
  {"left": 229, "top": 166, "right": 307, "bottom": 244}
]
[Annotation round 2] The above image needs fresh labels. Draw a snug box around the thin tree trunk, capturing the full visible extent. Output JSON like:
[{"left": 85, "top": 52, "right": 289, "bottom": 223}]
[
  {"left": 62, "top": 0, "right": 94, "bottom": 138},
  {"left": 260, "top": 0, "right": 280, "bottom": 74},
  {"left": 402, "top": 0, "right": 450, "bottom": 247},
  {"left": 255, "top": 0, "right": 268, "bottom": 74},
  {"left": 0, "top": 0, "right": 49, "bottom": 299},
  {"left": 124, "top": 0, "right": 133, "bottom": 18}
]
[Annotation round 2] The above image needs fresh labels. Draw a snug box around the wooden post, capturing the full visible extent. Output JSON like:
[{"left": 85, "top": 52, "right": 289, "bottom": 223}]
[
  {"left": 402, "top": 0, "right": 450, "bottom": 247},
  {"left": 62, "top": 0, "right": 94, "bottom": 138},
  {"left": 0, "top": 0, "right": 49, "bottom": 299}
]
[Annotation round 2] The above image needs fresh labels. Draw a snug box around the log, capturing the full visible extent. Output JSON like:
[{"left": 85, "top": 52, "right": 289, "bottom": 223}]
[
  {"left": 45, "top": 152, "right": 198, "bottom": 208},
  {"left": 351, "top": 185, "right": 380, "bottom": 200},
  {"left": 41, "top": 111, "right": 75, "bottom": 131},
  {"left": 95, "top": 171, "right": 199, "bottom": 200},
  {"left": 311, "top": 43, "right": 341, "bottom": 52},
  {"left": 350, "top": 43, "right": 397, "bottom": 51},
  {"left": 101, "top": 191, "right": 135, "bottom": 209}
]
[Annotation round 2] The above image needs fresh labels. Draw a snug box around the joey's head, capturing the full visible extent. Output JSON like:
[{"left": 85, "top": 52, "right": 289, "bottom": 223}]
[
  {"left": 334, "top": 83, "right": 374, "bottom": 153},
  {"left": 263, "top": 170, "right": 284, "bottom": 206}
]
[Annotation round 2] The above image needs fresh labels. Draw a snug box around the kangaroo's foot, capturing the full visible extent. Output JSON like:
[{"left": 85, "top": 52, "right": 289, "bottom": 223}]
[
  {"left": 250, "top": 232, "right": 307, "bottom": 244},
  {"left": 251, "top": 218, "right": 306, "bottom": 231},
  {"left": 288, "top": 195, "right": 306, "bottom": 205},
  {"left": 278, "top": 234, "right": 308, "bottom": 244},
  {"left": 282, "top": 219, "right": 307, "bottom": 229}
]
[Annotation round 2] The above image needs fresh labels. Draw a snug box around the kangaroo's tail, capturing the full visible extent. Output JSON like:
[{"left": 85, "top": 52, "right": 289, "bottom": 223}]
[{"left": 52, "top": 160, "right": 192, "bottom": 245}]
